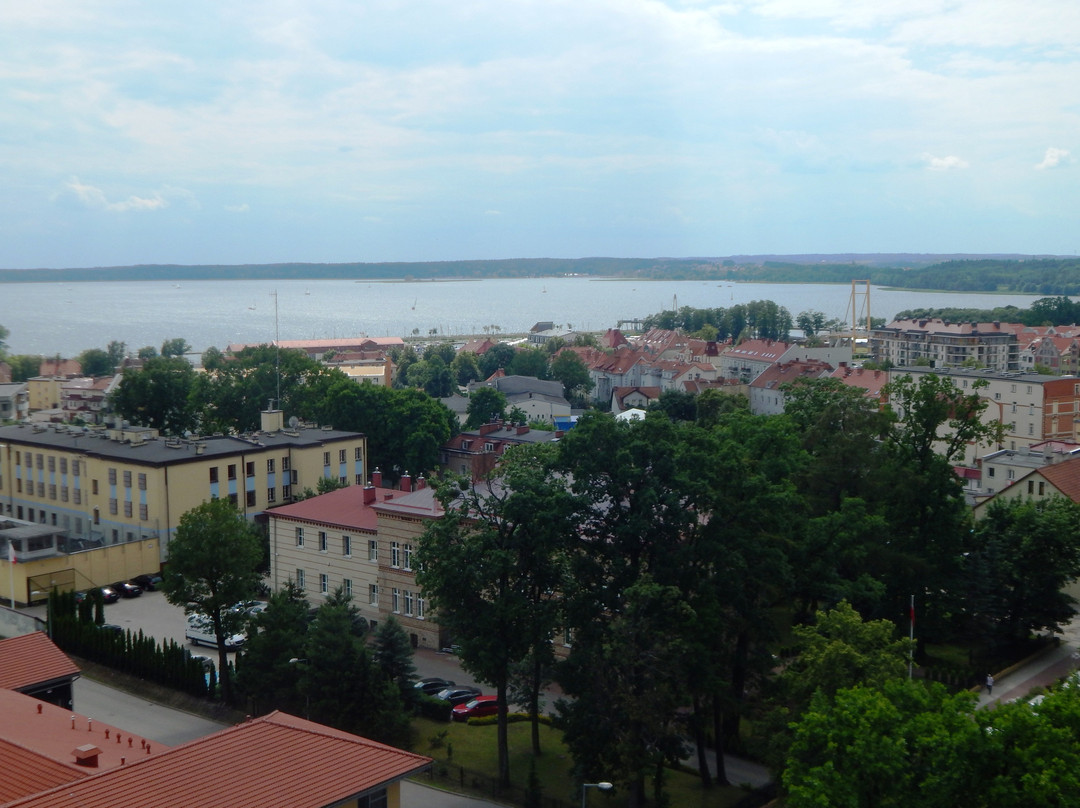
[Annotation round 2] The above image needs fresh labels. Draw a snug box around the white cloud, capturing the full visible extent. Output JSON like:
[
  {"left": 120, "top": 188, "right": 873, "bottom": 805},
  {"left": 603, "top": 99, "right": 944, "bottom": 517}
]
[
  {"left": 1035, "top": 146, "right": 1071, "bottom": 170},
  {"left": 225, "top": 203, "right": 250, "bottom": 213},
  {"left": 923, "top": 154, "right": 969, "bottom": 171},
  {"left": 62, "top": 177, "right": 190, "bottom": 212}
]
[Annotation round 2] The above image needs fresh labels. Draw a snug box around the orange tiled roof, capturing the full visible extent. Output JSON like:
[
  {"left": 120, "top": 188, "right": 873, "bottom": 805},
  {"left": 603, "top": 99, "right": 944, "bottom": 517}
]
[
  {"left": 7, "top": 712, "right": 431, "bottom": 808},
  {"left": 1038, "top": 458, "right": 1080, "bottom": 503},
  {"left": 0, "top": 739, "right": 87, "bottom": 804},
  {"left": 0, "top": 633, "right": 80, "bottom": 693},
  {"left": 267, "top": 484, "right": 404, "bottom": 532}
]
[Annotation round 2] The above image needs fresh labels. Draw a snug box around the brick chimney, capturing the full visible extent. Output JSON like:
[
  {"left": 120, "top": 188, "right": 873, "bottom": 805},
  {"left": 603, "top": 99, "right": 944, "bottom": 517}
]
[
  {"left": 479, "top": 423, "right": 500, "bottom": 435},
  {"left": 416, "top": 475, "right": 427, "bottom": 490},
  {"left": 371, "top": 468, "right": 382, "bottom": 488},
  {"left": 399, "top": 471, "right": 411, "bottom": 492},
  {"left": 363, "top": 485, "right": 376, "bottom": 504}
]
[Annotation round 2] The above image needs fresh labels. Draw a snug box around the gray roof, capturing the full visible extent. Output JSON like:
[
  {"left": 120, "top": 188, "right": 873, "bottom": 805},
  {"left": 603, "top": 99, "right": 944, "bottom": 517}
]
[
  {"left": 0, "top": 423, "right": 365, "bottom": 468},
  {"left": 489, "top": 375, "right": 565, "bottom": 399}
]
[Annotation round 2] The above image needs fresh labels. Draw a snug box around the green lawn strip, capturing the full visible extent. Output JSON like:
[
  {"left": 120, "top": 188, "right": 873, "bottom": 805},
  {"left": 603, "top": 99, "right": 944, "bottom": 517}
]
[{"left": 412, "top": 717, "right": 754, "bottom": 807}]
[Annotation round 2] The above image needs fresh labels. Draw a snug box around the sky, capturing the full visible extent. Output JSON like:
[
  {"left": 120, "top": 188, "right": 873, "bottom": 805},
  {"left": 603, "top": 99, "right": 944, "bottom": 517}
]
[{"left": 1, "top": 0, "right": 1078, "bottom": 268}]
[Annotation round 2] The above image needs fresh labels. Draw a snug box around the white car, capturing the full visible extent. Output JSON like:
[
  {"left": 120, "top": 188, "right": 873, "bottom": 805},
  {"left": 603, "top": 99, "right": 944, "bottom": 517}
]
[{"left": 185, "top": 614, "right": 246, "bottom": 650}]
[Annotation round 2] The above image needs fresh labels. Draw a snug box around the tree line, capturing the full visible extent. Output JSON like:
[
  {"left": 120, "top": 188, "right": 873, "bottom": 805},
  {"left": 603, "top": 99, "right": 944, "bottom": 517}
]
[{"left": 416, "top": 374, "right": 1080, "bottom": 806}]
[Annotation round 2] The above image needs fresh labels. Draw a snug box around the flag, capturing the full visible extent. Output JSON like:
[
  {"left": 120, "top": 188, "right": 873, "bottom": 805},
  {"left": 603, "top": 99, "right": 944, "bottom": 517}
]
[{"left": 7, "top": 542, "right": 15, "bottom": 565}]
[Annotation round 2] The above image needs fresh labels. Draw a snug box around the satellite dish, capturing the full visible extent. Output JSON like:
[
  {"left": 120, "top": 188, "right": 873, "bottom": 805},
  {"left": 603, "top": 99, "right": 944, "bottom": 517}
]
[{"left": 289, "top": 416, "right": 299, "bottom": 428}]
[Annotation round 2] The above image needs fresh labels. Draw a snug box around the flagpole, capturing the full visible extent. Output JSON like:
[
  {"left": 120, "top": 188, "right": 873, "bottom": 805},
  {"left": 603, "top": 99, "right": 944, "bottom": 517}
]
[
  {"left": 8, "top": 540, "right": 15, "bottom": 609},
  {"left": 908, "top": 594, "right": 915, "bottom": 680}
]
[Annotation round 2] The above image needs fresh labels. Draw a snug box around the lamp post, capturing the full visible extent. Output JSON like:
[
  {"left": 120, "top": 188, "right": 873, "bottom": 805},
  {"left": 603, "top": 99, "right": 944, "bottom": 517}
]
[
  {"left": 581, "top": 782, "right": 613, "bottom": 808},
  {"left": 288, "top": 657, "right": 310, "bottom": 720}
]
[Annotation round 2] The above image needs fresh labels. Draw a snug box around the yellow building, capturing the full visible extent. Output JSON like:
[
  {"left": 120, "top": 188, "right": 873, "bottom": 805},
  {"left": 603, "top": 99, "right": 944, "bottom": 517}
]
[{"left": 0, "top": 412, "right": 367, "bottom": 603}]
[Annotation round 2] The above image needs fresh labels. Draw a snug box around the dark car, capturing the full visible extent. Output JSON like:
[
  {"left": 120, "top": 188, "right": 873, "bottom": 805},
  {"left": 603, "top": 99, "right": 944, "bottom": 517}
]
[
  {"left": 98, "top": 586, "right": 121, "bottom": 604},
  {"left": 436, "top": 686, "right": 482, "bottom": 706},
  {"left": 100, "top": 624, "right": 125, "bottom": 635},
  {"left": 414, "top": 677, "right": 456, "bottom": 696},
  {"left": 113, "top": 581, "right": 142, "bottom": 598},
  {"left": 132, "top": 573, "right": 163, "bottom": 591},
  {"left": 452, "top": 695, "right": 499, "bottom": 722}
]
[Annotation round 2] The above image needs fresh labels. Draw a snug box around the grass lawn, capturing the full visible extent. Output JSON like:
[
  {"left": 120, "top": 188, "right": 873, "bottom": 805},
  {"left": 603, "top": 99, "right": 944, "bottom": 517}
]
[{"left": 412, "top": 717, "right": 759, "bottom": 808}]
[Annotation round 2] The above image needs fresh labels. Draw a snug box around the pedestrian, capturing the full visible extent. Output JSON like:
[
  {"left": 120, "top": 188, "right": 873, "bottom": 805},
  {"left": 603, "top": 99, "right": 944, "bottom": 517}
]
[{"left": 986, "top": 674, "right": 994, "bottom": 695}]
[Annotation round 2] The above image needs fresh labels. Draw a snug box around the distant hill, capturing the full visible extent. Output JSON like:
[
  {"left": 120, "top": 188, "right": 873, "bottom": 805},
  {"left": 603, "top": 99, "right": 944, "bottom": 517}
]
[{"left": 0, "top": 254, "right": 1075, "bottom": 294}]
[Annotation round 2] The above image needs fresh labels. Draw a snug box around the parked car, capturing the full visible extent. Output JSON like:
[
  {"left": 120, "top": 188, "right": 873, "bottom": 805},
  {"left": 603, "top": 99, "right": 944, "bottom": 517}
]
[
  {"left": 414, "top": 677, "right": 456, "bottom": 696},
  {"left": 190, "top": 654, "right": 215, "bottom": 671},
  {"left": 100, "top": 624, "right": 125, "bottom": 635},
  {"left": 435, "top": 686, "right": 482, "bottom": 706},
  {"left": 132, "top": 573, "right": 163, "bottom": 591},
  {"left": 98, "top": 586, "right": 121, "bottom": 604},
  {"left": 113, "top": 581, "right": 142, "bottom": 598},
  {"left": 452, "top": 695, "right": 499, "bottom": 722},
  {"left": 185, "top": 614, "right": 246, "bottom": 650}
]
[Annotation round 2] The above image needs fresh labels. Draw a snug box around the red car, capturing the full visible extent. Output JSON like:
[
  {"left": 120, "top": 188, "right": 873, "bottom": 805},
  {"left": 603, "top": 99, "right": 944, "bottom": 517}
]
[{"left": 452, "top": 695, "right": 499, "bottom": 722}]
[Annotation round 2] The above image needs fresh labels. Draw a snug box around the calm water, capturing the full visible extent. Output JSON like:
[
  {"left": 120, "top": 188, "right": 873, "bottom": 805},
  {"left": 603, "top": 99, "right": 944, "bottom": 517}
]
[{"left": 0, "top": 276, "right": 1049, "bottom": 356}]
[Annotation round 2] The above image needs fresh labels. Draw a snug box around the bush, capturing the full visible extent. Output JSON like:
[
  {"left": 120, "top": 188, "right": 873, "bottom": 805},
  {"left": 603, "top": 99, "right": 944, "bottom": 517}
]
[{"left": 417, "top": 694, "right": 454, "bottom": 722}]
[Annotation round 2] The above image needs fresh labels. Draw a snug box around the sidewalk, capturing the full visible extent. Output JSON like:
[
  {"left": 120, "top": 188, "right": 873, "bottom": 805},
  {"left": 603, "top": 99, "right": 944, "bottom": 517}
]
[{"left": 975, "top": 612, "right": 1080, "bottom": 708}]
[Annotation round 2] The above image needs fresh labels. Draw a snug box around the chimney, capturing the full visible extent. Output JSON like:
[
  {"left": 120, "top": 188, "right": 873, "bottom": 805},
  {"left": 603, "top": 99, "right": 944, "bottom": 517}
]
[
  {"left": 416, "top": 475, "right": 427, "bottom": 490},
  {"left": 517, "top": 425, "right": 529, "bottom": 435},
  {"left": 73, "top": 744, "right": 102, "bottom": 768},
  {"left": 371, "top": 468, "right": 382, "bottom": 488},
  {"left": 260, "top": 409, "right": 284, "bottom": 432},
  {"left": 363, "top": 485, "right": 376, "bottom": 504},
  {"left": 479, "top": 423, "right": 500, "bottom": 435},
  {"left": 399, "top": 472, "right": 412, "bottom": 492}
]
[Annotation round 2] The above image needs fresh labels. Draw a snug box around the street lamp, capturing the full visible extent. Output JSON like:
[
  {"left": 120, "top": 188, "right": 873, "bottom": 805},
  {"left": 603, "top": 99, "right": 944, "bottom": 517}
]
[
  {"left": 288, "top": 657, "right": 310, "bottom": 720},
  {"left": 581, "top": 781, "right": 613, "bottom": 808}
]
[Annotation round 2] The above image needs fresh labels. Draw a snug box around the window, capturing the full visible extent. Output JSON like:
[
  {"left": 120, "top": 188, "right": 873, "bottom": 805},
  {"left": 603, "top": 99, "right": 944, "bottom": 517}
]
[
  {"left": 295, "top": 527, "right": 304, "bottom": 547},
  {"left": 282, "top": 456, "right": 290, "bottom": 471},
  {"left": 319, "top": 573, "right": 328, "bottom": 594},
  {"left": 108, "top": 468, "right": 117, "bottom": 485},
  {"left": 1029, "top": 480, "right": 1035, "bottom": 494},
  {"left": 138, "top": 473, "right": 146, "bottom": 490},
  {"left": 74, "top": 490, "right": 82, "bottom": 505},
  {"left": 1011, "top": 403, "right": 1017, "bottom": 414},
  {"left": 369, "top": 584, "right": 379, "bottom": 605},
  {"left": 92, "top": 479, "right": 99, "bottom": 495},
  {"left": 403, "top": 544, "right": 413, "bottom": 571},
  {"left": 1007, "top": 469, "right": 1015, "bottom": 480},
  {"left": 228, "top": 464, "right": 237, "bottom": 480},
  {"left": 73, "top": 461, "right": 79, "bottom": 477},
  {"left": 246, "top": 461, "right": 255, "bottom": 478},
  {"left": 36, "top": 454, "right": 43, "bottom": 469},
  {"left": 417, "top": 597, "right": 425, "bottom": 619},
  {"left": 323, "top": 451, "right": 330, "bottom": 466},
  {"left": 267, "top": 487, "right": 276, "bottom": 502},
  {"left": 139, "top": 504, "right": 148, "bottom": 520},
  {"left": 1010, "top": 384, "right": 1017, "bottom": 393},
  {"left": 296, "top": 569, "right": 305, "bottom": 589},
  {"left": 988, "top": 467, "right": 995, "bottom": 478},
  {"left": 267, "top": 458, "right": 275, "bottom": 473},
  {"left": 282, "top": 484, "right": 291, "bottom": 499},
  {"left": 392, "top": 588, "right": 400, "bottom": 613},
  {"left": 355, "top": 474, "right": 364, "bottom": 486},
  {"left": 342, "top": 535, "right": 351, "bottom": 556},
  {"left": 318, "top": 531, "right": 327, "bottom": 552},
  {"left": 48, "top": 456, "right": 56, "bottom": 472},
  {"left": 369, "top": 539, "right": 378, "bottom": 562},
  {"left": 15, "top": 479, "right": 21, "bottom": 493},
  {"left": 354, "top": 447, "right": 362, "bottom": 461},
  {"left": 209, "top": 467, "right": 219, "bottom": 484},
  {"left": 339, "top": 476, "right": 347, "bottom": 486},
  {"left": 228, "top": 492, "right": 238, "bottom": 505},
  {"left": 123, "top": 470, "right": 132, "bottom": 488},
  {"left": 1029, "top": 423, "right": 1035, "bottom": 436},
  {"left": 60, "top": 458, "right": 68, "bottom": 474},
  {"left": 484, "top": 442, "right": 495, "bottom": 452},
  {"left": 37, "top": 482, "right": 45, "bottom": 497},
  {"left": 391, "top": 541, "right": 400, "bottom": 567},
  {"left": 48, "top": 484, "right": 56, "bottom": 500},
  {"left": 994, "top": 392, "right": 1001, "bottom": 400},
  {"left": 343, "top": 578, "right": 352, "bottom": 598},
  {"left": 404, "top": 590, "right": 414, "bottom": 615},
  {"left": 246, "top": 490, "right": 256, "bottom": 507},
  {"left": 357, "top": 788, "right": 388, "bottom": 808},
  {"left": 109, "top": 498, "right": 118, "bottom": 515},
  {"left": 1039, "top": 481, "right": 1046, "bottom": 495},
  {"left": 339, "top": 449, "right": 346, "bottom": 463},
  {"left": 61, "top": 486, "right": 68, "bottom": 502},
  {"left": 124, "top": 501, "right": 133, "bottom": 517}
]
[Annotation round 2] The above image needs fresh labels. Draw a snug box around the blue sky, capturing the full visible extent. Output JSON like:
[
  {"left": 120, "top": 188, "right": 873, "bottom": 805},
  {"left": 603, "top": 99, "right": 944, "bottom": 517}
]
[{"left": 1, "top": 0, "right": 1077, "bottom": 267}]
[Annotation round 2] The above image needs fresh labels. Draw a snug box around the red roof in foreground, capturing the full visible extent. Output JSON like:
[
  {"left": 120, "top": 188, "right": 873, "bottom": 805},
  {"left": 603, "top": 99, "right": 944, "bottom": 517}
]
[
  {"left": 0, "top": 633, "right": 80, "bottom": 692},
  {"left": 6, "top": 712, "right": 431, "bottom": 808},
  {"left": 267, "top": 484, "right": 402, "bottom": 532}
]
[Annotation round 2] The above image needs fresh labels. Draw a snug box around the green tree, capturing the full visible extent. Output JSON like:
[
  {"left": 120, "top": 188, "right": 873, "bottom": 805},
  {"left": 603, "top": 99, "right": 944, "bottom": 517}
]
[
  {"left": 650, "top": 389, "right": 697, "bottom": 422},
  {"left": 418, "top": 444, "right": 573, "bottom": 784},
  {"left": 465, "top": 386, "right": 507, "bottom": 429},
  {"left": 137, "top": 345, "right": 158, "bottom": 360},
  {"left": 110, "top": 356, "right": 198, "bottom": 435},
  {"left": 160, "top": 499, "right": 264, "bottom": 703},
  {"left": 478, "top": 343, "right": 516, "bottom": 378},
  {"left": 0, "top": 323, "right": 8, "bottom": 357},
  {"left": 160, "top": 337, "right": 192, "bottom": 357},
  {"left": 964, "top": 497, "right": 1080, "bottom": 649},
  {"left": 451, "top": 351, "right": 482, "bottom": 386},
  {"left": 6, "top": 354, "right": 41, "bottom": 382},
  {"left": 508, "top": 347, "right": 549, "bottom": 379},
  {"left": 372, "top": 615, "right": 418, "bottom": 706},
  {"left": 78, "top": 348, "right": 112, "bottom": 376},
  {"left": 106, "top": 340, "right": 126, "bottom": 370},
  {"left": 234, "top": 581, "right": 310, "bottom": 716},
  {"left": 549, "top": 350, "right": 593, "bottom": 403}
]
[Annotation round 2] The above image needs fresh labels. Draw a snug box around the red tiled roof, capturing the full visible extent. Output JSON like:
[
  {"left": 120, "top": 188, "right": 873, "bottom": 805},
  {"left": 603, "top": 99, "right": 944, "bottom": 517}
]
[
  {"left": 267, "top": 484, "right": 402, "bottom": 532},
  {"left": 6, "top": 712, "right": 431, "bottom": 808},
  {"left": 1038, "top": 458, "right": 1080, "bottom": 503},
  {"left": 0, "top": 739, "right": 87, "bottom": 804},
  {"left": 0, "top": 688, "right": 160, "bottom": 778},
  {"left": 720, "top": 339, "right": 791, "bottom": 362},
  {"left": 0, "top": 633, "right": 80, "bottom": 692}
]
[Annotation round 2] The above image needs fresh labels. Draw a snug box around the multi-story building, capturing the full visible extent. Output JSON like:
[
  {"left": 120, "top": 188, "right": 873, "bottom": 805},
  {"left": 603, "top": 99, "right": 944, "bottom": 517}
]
[
  {"left": 0, "top": 382, "right": 29, "bottom": 422},
  {"left": 871, "top": 318, "right": 1020, "bottom": 371},
  {"left": 748, "top": 359, "right": 834, "bottom": 415},
  {"left": 887, "top": 367, "right": 1080, "bottom": 467},
  {"left": 268, "top": 474, "right": 444, "bottom": 649},
  {"left": 0, "top": 410, "right": 367, "bottom": 564},
  {"left": 439, "top": 422, "right": 563, "bottom": 481}
]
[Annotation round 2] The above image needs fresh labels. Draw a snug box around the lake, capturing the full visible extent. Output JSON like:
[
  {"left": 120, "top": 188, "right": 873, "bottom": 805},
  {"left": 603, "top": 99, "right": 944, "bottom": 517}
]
[{"left": 0, "top": 276, "right": 1048, "bottom": 356}]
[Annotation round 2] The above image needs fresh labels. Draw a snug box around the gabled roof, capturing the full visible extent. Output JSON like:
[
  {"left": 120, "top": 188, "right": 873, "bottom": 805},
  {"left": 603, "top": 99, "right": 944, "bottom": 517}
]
[
  {"left": 612, "top": 386, "right": 661, "bottom": 408},
  {"left": 0, "top": 633, "right": 80, "bottom": 693},
  {"left": 0, "top": 738, "right": 87, "bottom": 804},
  {"left": 1037, "top": 458, "right": 1080, "bottom": 502},
  {"left": 267, "top": 484, "right": 402, "bottom": 532},
  {"left": 830, "top": 364, "right": 889, "bottom": 398},
  {"left": 749, "top": 359, "right": 833, "bottom": 390},
  {"left": 6, "top": 711, "right": 431, "bottom": 808},
  {"left": 720, "top": 339, "right": 791, "bottom": 362}
]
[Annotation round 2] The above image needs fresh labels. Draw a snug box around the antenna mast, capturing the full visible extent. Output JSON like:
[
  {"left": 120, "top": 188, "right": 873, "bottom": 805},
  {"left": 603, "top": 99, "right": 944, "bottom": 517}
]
[{"left": 271, "top": 290, "right": 280, "bottom": 408}]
